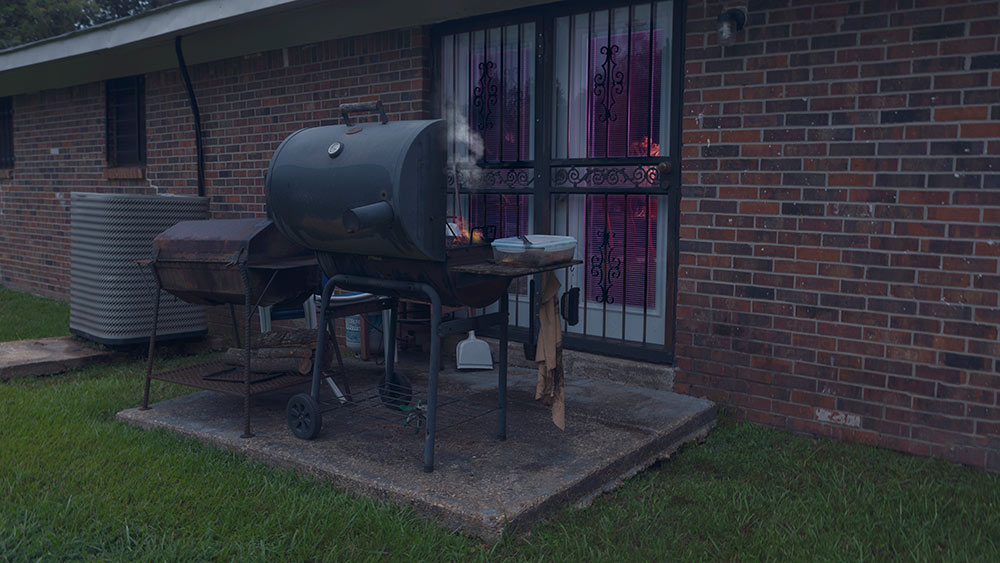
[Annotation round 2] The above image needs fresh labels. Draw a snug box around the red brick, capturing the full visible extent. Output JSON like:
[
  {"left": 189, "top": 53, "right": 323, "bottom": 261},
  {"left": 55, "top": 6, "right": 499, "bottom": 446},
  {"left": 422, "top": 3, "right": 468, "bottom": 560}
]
[
  {"left": 935, "top": 106, "right": 990, "bottom": 121},
  {"left": 828, "top": 173, "right": 874, "bottom": 187},
  {"left": 904, "top": 124, "right": 958, "bottom": 139},
  {"left": 942, "top": 256, "right": 997, "bottom": 273},
  {"left": 702, "top": 88, "right": 742, "bottom": 102},
  {"left": 797, "top": 247, "right": 841, "bottom": 261},
  {"left": 961, "top": 123, "right": 1000, "bottom": 137},
  {"left": 927, "top": 207, "right": 981, "bottom": 222}
]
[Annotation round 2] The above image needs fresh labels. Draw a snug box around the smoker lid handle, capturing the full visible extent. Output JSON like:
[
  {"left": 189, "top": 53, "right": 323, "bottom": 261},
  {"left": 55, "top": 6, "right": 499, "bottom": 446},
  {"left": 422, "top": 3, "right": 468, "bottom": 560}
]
[{"left": 340, "top": 101, "right": 389, "bottom": 126}]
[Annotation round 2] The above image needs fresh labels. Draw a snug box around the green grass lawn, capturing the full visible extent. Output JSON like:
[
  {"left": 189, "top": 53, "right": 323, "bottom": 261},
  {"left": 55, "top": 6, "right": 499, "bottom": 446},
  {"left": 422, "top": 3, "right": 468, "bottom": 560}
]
[
  {"left": 0, "top": 287, "right": 998, "bottom": 560},
  {"left": 1, "top": 357, "right": 997, "bottom": 561},
  {"left": 0, "top": 286, "right": 70, "bottom": 342}
]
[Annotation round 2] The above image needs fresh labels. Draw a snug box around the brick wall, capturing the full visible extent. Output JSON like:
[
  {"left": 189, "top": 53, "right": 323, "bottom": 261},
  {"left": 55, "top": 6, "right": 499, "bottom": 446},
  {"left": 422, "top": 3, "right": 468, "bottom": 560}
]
[
  {"left": 677, "top": 0, "right": 1000, "bottom": 470},
  {"left": 0, "top": 28, "right": 430, "bottom": 298},
  {"left": 0, "top": 83, "right": 147, "bottom": 295}
]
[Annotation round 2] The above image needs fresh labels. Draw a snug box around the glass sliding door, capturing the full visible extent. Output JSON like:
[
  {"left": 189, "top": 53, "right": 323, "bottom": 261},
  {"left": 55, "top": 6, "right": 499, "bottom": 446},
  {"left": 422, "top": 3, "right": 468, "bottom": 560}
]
[{"left": 435, "top": 0, "right": 680, "bottom": 361}]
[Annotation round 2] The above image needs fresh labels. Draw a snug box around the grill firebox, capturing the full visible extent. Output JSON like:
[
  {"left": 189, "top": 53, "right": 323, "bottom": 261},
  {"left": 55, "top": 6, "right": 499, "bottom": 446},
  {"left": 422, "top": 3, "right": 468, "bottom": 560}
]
[
  {"left": 152, "top": 218, "right": 317, "bottom": 308},
  {"left": 142, "top": 218, "right": 320, "bottom": 438}
]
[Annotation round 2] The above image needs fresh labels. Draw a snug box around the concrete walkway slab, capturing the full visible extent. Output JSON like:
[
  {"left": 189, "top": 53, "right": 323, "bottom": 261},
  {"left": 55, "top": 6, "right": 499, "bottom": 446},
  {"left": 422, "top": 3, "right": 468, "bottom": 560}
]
[
  {"left": 0, "top": 336, "right": 112, "bottom": 380},
  {"left": 118, "top": 359, "right": 715, "bottom": 540}
]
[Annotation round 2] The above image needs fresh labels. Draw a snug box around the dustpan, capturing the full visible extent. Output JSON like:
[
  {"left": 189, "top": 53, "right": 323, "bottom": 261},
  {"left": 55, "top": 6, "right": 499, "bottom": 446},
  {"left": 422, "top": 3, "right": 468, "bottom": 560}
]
[{"left": 456, "top": 330, "right": 493, "bottom": 370}]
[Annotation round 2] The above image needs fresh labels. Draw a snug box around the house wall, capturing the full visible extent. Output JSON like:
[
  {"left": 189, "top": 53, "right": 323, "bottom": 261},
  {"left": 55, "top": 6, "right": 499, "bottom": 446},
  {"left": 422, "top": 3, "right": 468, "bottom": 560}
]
[
  {"left": 677, "top": 0, "right": 1000, "bottom": 471},
  {"left": 0, "top": 28, "right": 430, "bottom": 296},
  {"left": 1, "top": 0, "right": 998, "bottom": 471}
]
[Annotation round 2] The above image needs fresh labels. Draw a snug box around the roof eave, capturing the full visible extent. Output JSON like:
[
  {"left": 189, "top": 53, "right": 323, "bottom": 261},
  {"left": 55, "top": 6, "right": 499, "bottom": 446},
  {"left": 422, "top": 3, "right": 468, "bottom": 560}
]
[{"left": 0, "top": 0, "right": 553, "bottom": 98}]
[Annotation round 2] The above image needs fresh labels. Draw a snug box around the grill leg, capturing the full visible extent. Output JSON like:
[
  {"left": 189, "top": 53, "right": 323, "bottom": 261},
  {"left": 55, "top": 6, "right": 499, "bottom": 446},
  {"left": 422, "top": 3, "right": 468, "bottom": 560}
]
[
  {"left": 523, "top": 277, "right": 537, "bottom": 361},
  {"left": 141, "top": 284, "right": 161, "bottom": 411},
  {"left": 240, "top": 265, "right": 254, "bottom": 439},
  {"left": 312, "top": 277, "right": 337, "bottom": 401},
  {"left": 326, "top": 315, "right": 345, "bottom": 373},
  {"left": 421, "top": 286, "right": 442, "bottom": 473},
  {"left": 325, "top": 313, "right": 351, "bottom": 401},
  {"left": 228, "top": 303, "right": 242, "bottom": 348},
  {"left": 384, "top": 298, "right": 398, "bottom": 385},
  {"left": 498, "top": 289, "right": 509, "bottom": 440}
]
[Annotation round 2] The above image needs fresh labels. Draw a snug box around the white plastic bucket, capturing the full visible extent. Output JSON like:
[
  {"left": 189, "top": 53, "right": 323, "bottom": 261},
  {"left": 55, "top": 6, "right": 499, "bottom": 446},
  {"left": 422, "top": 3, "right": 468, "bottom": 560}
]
[{"left": 345, "top": 313, "right": 382, "bottom": 355}]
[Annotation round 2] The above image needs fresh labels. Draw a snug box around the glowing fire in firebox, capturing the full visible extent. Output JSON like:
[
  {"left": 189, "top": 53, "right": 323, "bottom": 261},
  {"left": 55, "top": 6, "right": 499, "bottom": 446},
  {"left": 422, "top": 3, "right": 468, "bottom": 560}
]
[
  {"left": 446, "top": 215, "right": 484, "bottom": 247},
  {"left": 630, "top": 136, "right": 660, "bottom": 157}
]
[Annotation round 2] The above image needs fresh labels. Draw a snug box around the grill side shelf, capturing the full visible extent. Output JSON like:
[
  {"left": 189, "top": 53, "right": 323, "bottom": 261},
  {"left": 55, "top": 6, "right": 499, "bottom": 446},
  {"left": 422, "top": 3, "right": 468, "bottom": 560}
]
[{"left": 448, "top": 259, "right": 582, "bottom": 277}]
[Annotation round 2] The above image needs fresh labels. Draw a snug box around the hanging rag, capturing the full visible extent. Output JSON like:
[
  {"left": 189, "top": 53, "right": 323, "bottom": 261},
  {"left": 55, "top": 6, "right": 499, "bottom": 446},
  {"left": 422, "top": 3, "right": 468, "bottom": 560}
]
[{"left": 534, "top": 271, "right": 565, "bottom": 429}]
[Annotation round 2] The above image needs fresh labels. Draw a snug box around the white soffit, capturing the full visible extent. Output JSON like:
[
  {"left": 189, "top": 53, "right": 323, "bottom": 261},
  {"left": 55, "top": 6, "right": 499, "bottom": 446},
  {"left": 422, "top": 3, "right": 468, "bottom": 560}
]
[{"left": 0, "top": 0, "right": 552, "bottom": 97}]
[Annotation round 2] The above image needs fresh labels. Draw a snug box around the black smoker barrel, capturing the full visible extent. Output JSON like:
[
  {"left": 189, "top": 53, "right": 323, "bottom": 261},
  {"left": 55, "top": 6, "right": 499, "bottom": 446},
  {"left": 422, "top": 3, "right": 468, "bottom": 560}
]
[
  {"left": 266, "top": 119, "right": 445, "bottom": 261},
  {"left": 265, "top": 114, "right": 506, "bottom": 307}
]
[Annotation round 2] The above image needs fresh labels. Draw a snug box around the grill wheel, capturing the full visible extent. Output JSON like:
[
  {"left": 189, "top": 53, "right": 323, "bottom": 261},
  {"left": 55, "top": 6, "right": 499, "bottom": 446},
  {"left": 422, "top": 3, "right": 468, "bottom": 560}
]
[{"left": 287, "top": 393, "right": 322, "bottom": 440}]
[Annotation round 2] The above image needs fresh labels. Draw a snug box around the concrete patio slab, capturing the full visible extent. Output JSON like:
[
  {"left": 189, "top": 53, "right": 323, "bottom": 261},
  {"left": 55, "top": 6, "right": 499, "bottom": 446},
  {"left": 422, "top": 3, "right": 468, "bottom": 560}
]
[
  {"left": 118, "top": 358, "right": 715, "bottom": 540},
  {"left": 0, "top": 336, "right": 112, "bottom": 380}
]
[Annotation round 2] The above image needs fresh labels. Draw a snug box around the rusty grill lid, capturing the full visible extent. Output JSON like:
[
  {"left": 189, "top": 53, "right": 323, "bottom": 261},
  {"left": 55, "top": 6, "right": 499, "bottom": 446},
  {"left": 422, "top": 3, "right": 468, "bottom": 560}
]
[{"left": 153, "top": 218, "right": 312, "bottom": 265}]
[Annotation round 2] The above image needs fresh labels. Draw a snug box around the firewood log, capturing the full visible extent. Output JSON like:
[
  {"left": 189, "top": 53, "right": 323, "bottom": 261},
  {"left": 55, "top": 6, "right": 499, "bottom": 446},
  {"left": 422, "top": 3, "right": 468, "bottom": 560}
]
[
  {"left": 223, "top": 349, "right": 312, "bottom": 374},
  {"left": 252, "top": 329, "right": 321, "bottom": 349},
  {"left": 245, "top": 346, "right": 314, "bottom": 359}
]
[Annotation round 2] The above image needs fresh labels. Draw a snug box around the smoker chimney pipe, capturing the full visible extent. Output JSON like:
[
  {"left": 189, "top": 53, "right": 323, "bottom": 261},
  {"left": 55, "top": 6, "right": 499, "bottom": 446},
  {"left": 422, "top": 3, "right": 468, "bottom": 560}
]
[{"left": 343, "top": 201, "right": 394, "bottom": 234}]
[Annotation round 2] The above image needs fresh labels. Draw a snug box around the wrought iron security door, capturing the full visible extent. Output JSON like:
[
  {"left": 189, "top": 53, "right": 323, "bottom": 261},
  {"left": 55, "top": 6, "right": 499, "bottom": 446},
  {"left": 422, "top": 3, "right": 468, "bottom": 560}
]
[{"left": 435, "top": 0, "right": 682, "bottom": 363}]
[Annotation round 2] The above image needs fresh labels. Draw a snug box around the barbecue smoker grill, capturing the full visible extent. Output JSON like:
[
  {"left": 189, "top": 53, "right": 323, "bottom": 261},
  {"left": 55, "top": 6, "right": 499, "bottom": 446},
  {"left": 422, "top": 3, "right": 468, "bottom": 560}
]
[{"left": 266, "top": 102, "right": 578, "bottom": 472}]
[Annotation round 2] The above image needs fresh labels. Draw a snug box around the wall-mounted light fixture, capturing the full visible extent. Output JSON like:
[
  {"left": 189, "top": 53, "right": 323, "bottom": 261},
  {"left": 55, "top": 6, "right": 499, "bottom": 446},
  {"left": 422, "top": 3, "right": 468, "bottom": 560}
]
[{"left": 717, "top": 7, "right": 747, "bottom": 46}]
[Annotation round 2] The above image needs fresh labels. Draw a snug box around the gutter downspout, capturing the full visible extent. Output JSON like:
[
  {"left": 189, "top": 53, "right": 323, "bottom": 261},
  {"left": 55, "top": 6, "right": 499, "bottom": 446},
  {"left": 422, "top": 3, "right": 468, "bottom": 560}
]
[{"left": 174, "top": 35, "right": 205, "bottom": 198}]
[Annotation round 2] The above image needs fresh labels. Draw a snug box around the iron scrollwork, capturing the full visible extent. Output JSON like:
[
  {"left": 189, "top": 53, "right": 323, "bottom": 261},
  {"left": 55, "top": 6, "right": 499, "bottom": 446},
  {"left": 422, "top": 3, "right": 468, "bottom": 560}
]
[
  {"left": 590, "top": 229, "right": 622, "bottom": 304},
  {"left": 552, "top": 165, "right": 659, "bottom": 188},
  {"left": 446, "top": 166, "right": 535, "bottom": 189},
  {"left": 472, "top": 61, "right": 498, "bottom": 131},
  {"left": 593, "top": 44, "right": 625, "bottom": 123}
]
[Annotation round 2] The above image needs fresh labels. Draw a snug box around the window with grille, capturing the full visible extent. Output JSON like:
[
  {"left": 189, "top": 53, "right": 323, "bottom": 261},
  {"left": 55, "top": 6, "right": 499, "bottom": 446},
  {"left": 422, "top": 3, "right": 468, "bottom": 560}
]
[
  {"left": 436, "top": 0, "right": 682, "bottom": 362},
  {"left": 106, "top": 76, "right": 145, "bottom": 168},
  {"left": 0, "top": 97, "right": 13, "bottom": 169}
]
